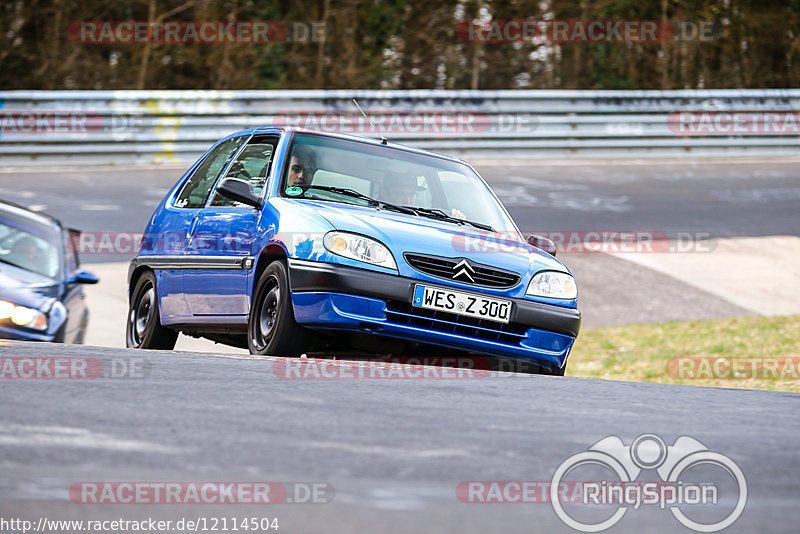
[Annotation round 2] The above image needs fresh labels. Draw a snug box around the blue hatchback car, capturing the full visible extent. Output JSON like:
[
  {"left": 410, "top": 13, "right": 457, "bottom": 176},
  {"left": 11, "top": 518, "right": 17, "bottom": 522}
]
[{"left": 127, "top": 128, "right": 580, "bottom": 374}]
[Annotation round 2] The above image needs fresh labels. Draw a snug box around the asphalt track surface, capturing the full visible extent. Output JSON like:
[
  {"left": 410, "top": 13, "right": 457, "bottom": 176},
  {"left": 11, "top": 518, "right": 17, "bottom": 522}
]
[
  {"left": 1, "top": 159, "right": 799, "bottom": 532},
  {"left": 1, "top": 341, "right": 798, "bottom": 533}
]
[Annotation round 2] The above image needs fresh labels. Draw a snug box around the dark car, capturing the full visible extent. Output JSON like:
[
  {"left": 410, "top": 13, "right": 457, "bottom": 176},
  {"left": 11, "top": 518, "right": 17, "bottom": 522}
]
[
  {"left": 126, "top": 128, "right": 580, "bottom": 374},
  {"left": 0, "top": 200, "right": 98, "bottom": 342}
]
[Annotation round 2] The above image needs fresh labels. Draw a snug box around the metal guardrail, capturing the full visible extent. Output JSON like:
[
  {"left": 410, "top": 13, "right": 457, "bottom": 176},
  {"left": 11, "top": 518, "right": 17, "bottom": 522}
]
[{"left": 0, "top": 89, "right": 798, "bottom": 165}]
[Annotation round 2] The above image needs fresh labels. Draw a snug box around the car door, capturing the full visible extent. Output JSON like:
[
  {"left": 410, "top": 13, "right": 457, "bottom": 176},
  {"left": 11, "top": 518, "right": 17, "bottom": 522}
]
[
  {"left": 60, "top": 229, "right": 87, "bottom": 343},
  {"left": 154, "top": 135, "right": 247, "bottom": 318},
  {"left": 182, "top": 134, "right": 280, "bottom": 316}
]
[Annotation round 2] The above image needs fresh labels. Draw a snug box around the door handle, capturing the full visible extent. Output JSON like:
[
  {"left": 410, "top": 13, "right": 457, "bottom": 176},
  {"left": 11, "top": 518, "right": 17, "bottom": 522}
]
[{"left": 186, "top": 214, "right": 201, "bottom": 247}]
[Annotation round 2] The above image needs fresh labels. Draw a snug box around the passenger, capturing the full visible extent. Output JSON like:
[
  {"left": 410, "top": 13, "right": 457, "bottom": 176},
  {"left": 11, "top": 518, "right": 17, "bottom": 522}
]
[
  {"left": 382, "top": 172, "right": 424, "bottom": 206},
  {"left": 382, "top": 172, "right": 466, "bottom": 219}
]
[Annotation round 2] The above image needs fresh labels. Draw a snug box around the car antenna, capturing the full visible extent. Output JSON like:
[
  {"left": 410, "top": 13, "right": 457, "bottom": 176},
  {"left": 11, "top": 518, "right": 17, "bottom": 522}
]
[{"left": 352, "top": 98, "right": 388, "bottom": 145}]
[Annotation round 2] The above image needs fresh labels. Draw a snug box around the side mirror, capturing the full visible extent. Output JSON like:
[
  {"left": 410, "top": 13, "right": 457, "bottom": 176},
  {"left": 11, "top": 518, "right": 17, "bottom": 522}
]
[
  {"left": 528, "top": 235, "right": 557, "bottom": 256},
  {"left": 68, "top": 270, "right": 99, "bottom": 284},
  {"left": 216, "top": 178, "right": 261, "bottom": 208}
]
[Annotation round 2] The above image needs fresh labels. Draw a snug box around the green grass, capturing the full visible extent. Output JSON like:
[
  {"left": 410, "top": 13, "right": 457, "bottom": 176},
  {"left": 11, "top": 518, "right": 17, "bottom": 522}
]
[{"left": 568, "top": 315, "right": 800, "bottom": 392}]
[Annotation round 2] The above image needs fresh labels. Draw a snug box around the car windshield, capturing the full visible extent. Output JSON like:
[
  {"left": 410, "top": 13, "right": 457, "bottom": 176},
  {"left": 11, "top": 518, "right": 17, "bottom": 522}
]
[
  {"left": 0, "top": 212, "right": 61, "bottom": 279},
  {"left": 282, "top": 134, "right": 519, "bottom": 234}
]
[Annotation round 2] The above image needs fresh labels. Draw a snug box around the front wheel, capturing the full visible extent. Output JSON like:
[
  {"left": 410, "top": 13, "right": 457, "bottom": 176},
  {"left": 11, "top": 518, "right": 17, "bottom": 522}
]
[
  {"left": 248, "top": 260, "right": 307, "bottom": 356},
  {"left": 126, "top": 270, "right": 178, "bottom": 350}
]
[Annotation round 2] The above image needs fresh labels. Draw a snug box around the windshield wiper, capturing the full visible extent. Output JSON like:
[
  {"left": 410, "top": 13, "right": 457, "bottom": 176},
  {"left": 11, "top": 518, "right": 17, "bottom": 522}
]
[
  {"left": 297, "top": 185, "right": 416, "bottom": 215},
  {"left": 296, "top": 185, "right": 493, "bottom": 230},
  {"left": 404, "top": 207, "right": 494, "bottom": 232}
]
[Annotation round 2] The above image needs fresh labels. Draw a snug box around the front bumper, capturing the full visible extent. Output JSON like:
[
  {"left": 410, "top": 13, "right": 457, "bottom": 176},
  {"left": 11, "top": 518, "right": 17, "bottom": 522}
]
[
  {"left": 287, "top": 259, "right": 581, "bottom": 370},
  {"left": 0, "top": 324, "right": 55, "bottom": 342}
]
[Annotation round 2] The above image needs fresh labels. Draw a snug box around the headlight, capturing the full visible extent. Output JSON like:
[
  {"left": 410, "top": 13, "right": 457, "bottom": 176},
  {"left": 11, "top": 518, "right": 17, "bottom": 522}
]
[
  {"left": 526, "top": 271, "right": 577, "bottom": 299},
  {"left": 0, "top": 300, "right": 48, "bottom": 330},
  {"left": 323, "top": 232, "right": 397, "bottom": 270}
]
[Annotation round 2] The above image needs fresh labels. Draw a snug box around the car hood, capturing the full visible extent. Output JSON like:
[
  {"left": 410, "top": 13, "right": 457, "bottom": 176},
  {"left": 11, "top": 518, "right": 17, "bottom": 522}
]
[
  {"left": 0, "top": 268, "right": 59, "bottom": 310},
  {"left": 294, "top": 200, "right": 569, "bottom": 276}
]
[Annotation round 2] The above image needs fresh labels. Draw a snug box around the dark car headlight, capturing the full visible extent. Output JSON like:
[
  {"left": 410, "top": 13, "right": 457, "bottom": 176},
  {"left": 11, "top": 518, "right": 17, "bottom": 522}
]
[{"left": 0, "top": 300, "right": 48, "bottom": 330}]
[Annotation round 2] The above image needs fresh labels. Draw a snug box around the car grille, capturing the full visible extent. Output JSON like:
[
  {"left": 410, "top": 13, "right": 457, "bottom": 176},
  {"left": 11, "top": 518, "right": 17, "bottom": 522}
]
[
  {"left": 385, "top": 301, "right": 529, "bottom": 345},
  {"left": 403, "top": 253, "right": 521, "bottom": 288}
]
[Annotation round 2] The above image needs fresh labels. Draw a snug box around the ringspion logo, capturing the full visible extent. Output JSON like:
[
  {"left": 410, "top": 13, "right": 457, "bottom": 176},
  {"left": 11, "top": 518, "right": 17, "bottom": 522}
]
[{"left": 550, "top": 434, "right": 746, "bottom": 532}]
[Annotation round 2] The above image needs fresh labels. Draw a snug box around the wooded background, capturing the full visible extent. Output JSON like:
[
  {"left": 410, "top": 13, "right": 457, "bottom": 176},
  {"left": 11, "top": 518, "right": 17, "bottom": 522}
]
[{"left": 1, "top": 0, "right": 798, "bottom": 90}]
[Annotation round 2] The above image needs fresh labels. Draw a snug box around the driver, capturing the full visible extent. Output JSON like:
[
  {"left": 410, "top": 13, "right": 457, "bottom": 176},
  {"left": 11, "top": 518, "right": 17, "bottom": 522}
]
[
  {"left": 9, "top": 236, "right": 41, "bottom": 271},
  {"left": 287, "top": 145, "right": 318, "bottom": 187}
]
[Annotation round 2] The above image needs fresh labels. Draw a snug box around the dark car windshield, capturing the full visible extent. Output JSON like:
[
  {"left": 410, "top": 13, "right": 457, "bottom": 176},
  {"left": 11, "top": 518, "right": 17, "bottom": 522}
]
[
  {"left": 0, "top": 211, "right": 61, "bottom": 279},
  {"left": 281, "top": 134, "right": 519, "bottom": 234}
]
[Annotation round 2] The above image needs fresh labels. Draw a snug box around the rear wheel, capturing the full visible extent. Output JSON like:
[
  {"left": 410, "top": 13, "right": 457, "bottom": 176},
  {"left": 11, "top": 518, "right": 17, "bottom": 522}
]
[
  {"left": 248, "top": 260, "right": 307, "bottom": 356},
  {"left": 126, "top": 270, "right": 178, "bottom": 350}
]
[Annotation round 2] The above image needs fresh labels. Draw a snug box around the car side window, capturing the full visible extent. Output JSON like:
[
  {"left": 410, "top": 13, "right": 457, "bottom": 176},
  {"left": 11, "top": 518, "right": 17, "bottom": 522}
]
[
  {"left": 64, "top": 229, "right": 79, "bottom": 272},
  {"left": 211, "top": 135, "right": 279, "bottom": 207},
  {"left": 174, "top": 136, "right": 246, "bottom": 208}
]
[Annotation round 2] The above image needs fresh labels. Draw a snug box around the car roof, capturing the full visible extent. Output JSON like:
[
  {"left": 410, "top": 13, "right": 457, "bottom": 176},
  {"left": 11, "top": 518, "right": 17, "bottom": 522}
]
[
  {"left": 224, "top": 126, "right": 467, "bottom": 164},
  {"left": 0, "top": 199, "right": 63, "bottom": 230}
]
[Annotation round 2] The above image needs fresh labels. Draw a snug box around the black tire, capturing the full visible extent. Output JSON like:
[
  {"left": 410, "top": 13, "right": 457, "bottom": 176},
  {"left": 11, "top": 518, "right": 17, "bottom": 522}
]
[
  {"left": 73, "top": 310, "right": 89, "bottom": 344},
  {"left": 126, "top": 270, "right": 178, "bottom": 350},
  {"left": 52, "top": 322, "right": 67, "bottom": 344},
  {"left": 248, "top": 260, "right": 307, "bottom": 356}
]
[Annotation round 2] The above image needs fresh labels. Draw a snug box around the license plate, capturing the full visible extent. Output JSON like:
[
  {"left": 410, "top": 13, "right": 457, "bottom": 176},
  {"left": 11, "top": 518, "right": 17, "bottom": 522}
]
[{"left": 412, "top": 285, "right": 512, "bottom": 324}]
